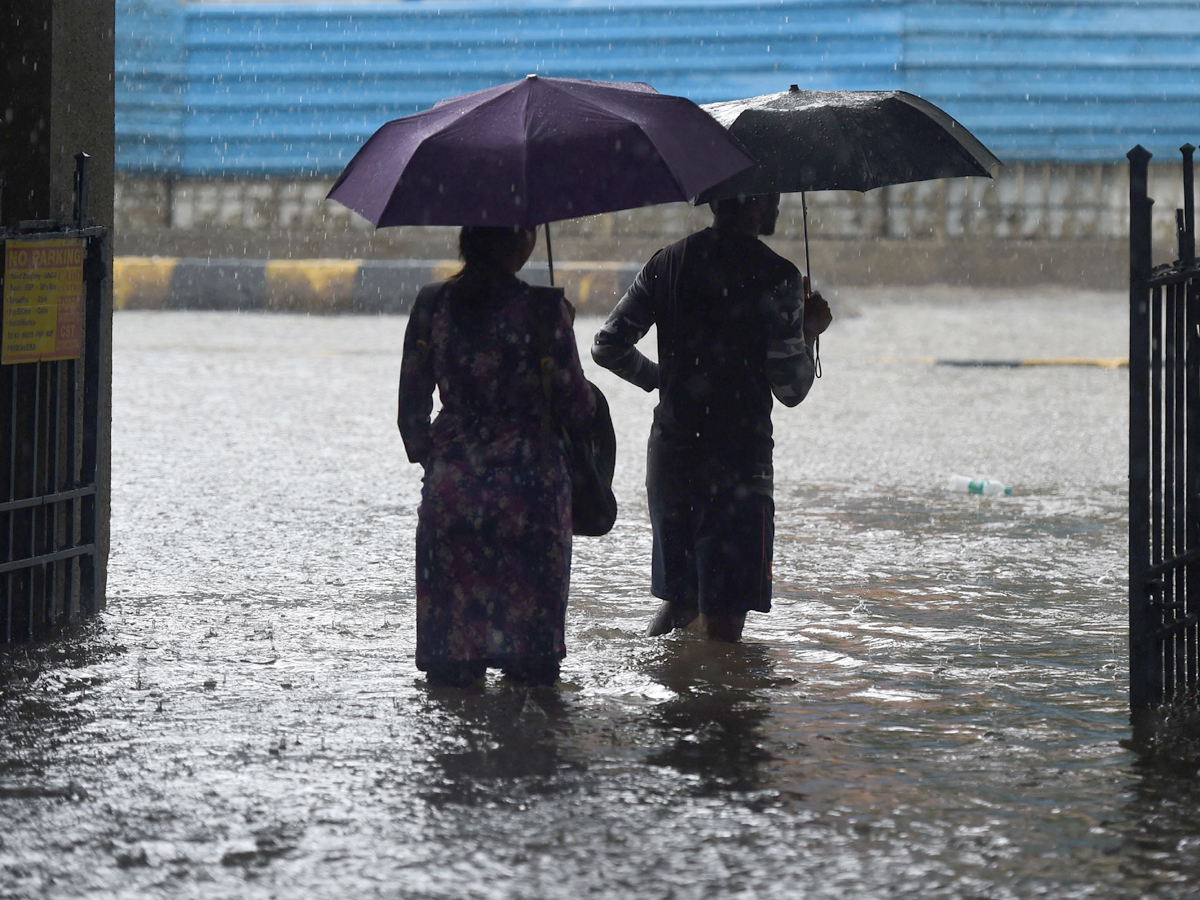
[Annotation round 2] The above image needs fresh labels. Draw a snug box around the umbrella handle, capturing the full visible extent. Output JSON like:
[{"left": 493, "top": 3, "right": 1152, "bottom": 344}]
[
  {"left": 801, "top": 191, "right": 812, "bottom": 283},
  {"left": 801, "top": 274, "right": 821, "bottom": 378},
  {"left": 545, "top": 222, "right": 555, "bottom": 286},
  {"left": 801, "top": 194, "right": 821, "bottom": 379}
]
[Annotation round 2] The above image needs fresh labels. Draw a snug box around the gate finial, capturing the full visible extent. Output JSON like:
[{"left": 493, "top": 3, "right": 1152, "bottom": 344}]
[{"left": 1128, "top": 144, "right": 1153, "bottom": 165}]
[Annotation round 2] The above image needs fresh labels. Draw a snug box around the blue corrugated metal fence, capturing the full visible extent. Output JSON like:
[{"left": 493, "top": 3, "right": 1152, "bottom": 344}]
[{"left": 116, "top": 0, "right": 1200, "bottom": 175}]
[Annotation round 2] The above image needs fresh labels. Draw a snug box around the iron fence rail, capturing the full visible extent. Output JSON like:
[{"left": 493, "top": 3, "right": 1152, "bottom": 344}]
[
  {"left": 0, "top": 157, "right": 106, "bottom": 643},
  {"left": 1128, "top": 143, "right": 1200, "bottom": 715}
]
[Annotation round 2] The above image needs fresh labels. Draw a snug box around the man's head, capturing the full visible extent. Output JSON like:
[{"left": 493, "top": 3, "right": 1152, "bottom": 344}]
[{"left": 709, "top": 192, "right": 781, "bottom": 236}]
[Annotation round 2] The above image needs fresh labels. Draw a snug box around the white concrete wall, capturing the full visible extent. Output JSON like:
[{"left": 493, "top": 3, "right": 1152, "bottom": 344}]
[{"left": 115, "top": 162, "right": 1195, "bottom": 254}]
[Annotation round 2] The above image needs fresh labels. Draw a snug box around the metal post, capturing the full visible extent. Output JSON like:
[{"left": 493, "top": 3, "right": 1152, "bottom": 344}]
[
  {"left": 26, "top": 363, "right": 42, "bottom": 639},
  {"left": 3, "top": 361, "right": 12, "bottom": 643},
  {"left": 44, "top": 362, "right": 59, "bottom": 630},
  {"left": 1188, "top": 276, "right": 1199, "bottom": 690},
  {"left": 73, "top": 153, "right": 90, "bottom": 229},
  {"left": 65, "top": 358, "right": 77, "bottom": 620},
  {"left": 1174, "top": 283, "right": 1188, "bottom": 692},
  {"left": 1165, "top": 283, "right": 1178, "bottom": 702},
  {"left": 79, "top": 234, "right": 104, "bottom": 614},
  {"left": 1183, "top": 144, "right": 1196, "bottom": 264},
  {"left": 1152, "top": 284, "right": 1164, "bottom": 696},
  {"left": 1129, "top": 145, "right": 1159, "bottom": 714},
  {"left": 1186, "top": 143, "right": 1200, "bottom": 694}
]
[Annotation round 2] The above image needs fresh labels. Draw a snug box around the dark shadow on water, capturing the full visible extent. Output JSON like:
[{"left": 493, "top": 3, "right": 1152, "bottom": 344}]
[
  {"left": 0, "top": 621, "right": 123, "bottom": 786},
  {"left": 1116, "top": 756, "right": 1200, "bottom": 894},
  {"left": 1115, "top": 705, "right": 1200, "bottom": 895},
  {"left": 643, "top": 637, "right": 777, "bottom": 795},
  {"left": 416, "top": 683, "right": 578, "bottom": 807}
]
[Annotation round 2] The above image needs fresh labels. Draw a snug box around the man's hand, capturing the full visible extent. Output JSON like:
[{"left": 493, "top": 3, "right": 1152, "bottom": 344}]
[{"left": 803, "top": 290, "right": 833, "bottom": 344}]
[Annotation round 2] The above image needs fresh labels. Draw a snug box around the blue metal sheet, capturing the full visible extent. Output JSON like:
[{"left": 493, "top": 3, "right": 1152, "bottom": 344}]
[
  {"left": 115, "top": 0, "right": 1200, "bottom": 174},
  {"left": 116, "top": 0, "right": 187, "bottom": 171}
]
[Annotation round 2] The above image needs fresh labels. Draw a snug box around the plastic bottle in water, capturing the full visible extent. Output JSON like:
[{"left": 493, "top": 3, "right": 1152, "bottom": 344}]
[{"left": 947, "top": 474, "right": 1012, "bottom": 496}]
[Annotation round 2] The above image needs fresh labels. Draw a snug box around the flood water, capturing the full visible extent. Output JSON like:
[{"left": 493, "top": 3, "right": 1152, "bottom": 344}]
[{"left": 3, "top": 287, "right": 1197, "bottom": 898}]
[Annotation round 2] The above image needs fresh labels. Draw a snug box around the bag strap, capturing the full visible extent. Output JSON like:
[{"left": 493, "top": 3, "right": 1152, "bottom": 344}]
[
  {"left": 529, "top": 285, "right": 593, "bottom": 476},
  {"left": 411, "top": 280, "right": 447, "bottom": 368},
  {"left": 532, "top": 291, "right": 561, "bottom": 445},
  {"left": 528, "top": 287, "right": 568, "bottom": 396}
]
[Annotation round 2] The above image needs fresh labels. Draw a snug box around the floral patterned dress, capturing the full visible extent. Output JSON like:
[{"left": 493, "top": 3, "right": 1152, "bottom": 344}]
[{"left": 398, "top": 270, "right": 595, "bottom": 671}]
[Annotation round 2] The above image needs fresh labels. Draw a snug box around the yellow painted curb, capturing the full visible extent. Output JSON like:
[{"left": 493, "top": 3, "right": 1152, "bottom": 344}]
[
  {"left": 424, "top": 259, "right": 625, "bottom": 309},
  {"left": 113, "top": 256, "right": 177, "bottom": 310},
  {"left": 431, "top": 260, "right": 461, "bottom": 282},
  {"left": 1018, "top": 357, "right": 1128, "bottom": 369},
  {"left": 264, "top": 259, "right": 361, "bottom": 310},
  {"left": 109, "top": 256, "right": 638, "bottom": 313},
  {"left": 871, "top": 356, "right": 1129, "bottom": 368}
]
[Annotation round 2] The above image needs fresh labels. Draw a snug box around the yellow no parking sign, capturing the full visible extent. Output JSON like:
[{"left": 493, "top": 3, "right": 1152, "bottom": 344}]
[{"left": 1, "top": 239, "right": 85, "bottom": 364}]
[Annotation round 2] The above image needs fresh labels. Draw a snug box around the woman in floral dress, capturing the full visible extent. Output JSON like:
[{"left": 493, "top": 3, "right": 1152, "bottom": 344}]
[{"left": 398, "top": 226, "right": 595, "bottom": 687}]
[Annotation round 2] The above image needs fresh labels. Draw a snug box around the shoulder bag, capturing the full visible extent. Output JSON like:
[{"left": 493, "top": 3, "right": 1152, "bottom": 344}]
[{"left": 531, "top": 289, "right": 618, "bottom": 537}]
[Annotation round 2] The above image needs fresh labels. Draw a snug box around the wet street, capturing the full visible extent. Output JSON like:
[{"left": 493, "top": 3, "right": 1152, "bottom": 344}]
[{"left": 3, "top": 286, "right": 1195, "bottom": 899}]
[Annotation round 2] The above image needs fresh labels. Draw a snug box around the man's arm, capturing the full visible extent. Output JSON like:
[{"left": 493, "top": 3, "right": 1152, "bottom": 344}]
[
  {"left": 766, "top": 274, "right": 817, "bottom": 408},
  {"left": 591, "top": 264, "right": 660, "bottom": 392}
]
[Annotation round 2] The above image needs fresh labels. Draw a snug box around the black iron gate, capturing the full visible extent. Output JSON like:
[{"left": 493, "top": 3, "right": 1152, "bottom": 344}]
[
  {"left": 1129, "top": 143, "right": 1200, "bottom": 718},
  {"left": 0, "top": 154, "right": 107, "bottom": 642}
]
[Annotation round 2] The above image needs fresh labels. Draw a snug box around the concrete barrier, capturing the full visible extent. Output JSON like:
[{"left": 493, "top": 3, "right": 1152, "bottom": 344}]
[{"left": 113, "top": 257, "right": 643, "bottom": 315}]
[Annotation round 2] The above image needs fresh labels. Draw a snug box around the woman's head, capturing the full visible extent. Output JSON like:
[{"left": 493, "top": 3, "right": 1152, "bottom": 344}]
[{"left": 458, "top": 226, "right": 538, "bottom": 275}]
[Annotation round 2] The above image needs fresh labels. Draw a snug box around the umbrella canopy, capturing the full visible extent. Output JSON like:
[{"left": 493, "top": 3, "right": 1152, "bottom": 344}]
[
  {"left": 695, "top": 87, "right": 1000, "bottom": 203},
  {"left": 328, "top": 75, "right": 755, "bottom": 228}
]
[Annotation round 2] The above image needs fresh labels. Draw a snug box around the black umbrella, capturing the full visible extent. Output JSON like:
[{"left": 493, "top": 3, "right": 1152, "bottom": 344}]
[
  {"left": 695, "top": 87, "right": 1000, "bottom": 373},
  {"left": 697, "top": 87, "right": 999, "bottom": 271},
  {"left": 696, "top": 86, "right": 1000, "bottom": 202}
]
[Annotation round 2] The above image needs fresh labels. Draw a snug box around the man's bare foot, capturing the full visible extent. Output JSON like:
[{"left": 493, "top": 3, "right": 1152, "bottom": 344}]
[
  {"left": 646, "top": 600, "right": 700, "bottom": 636},
  {"left": 699, "top": 614, "right": 745, "bottom": 642}
]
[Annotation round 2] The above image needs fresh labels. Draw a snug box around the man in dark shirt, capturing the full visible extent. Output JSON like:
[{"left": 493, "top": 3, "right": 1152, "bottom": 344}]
[{"left": 591, "top": 193, "right": 831, "bottom": 642}]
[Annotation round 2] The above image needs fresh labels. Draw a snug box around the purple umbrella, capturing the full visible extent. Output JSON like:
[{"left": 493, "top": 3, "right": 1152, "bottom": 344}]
[{"left": 327, "top": 75, "right": 754, "bottom": 280}]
